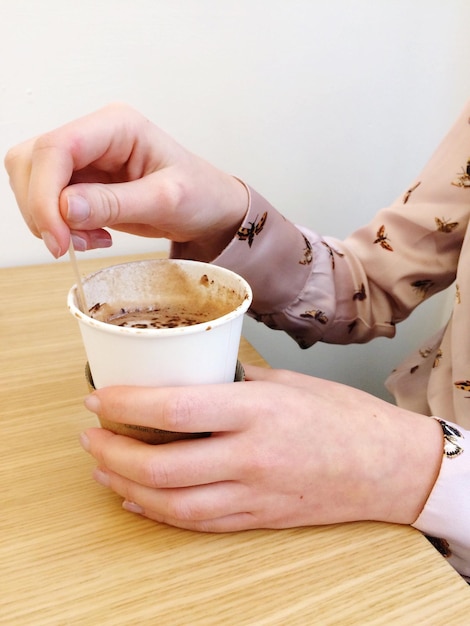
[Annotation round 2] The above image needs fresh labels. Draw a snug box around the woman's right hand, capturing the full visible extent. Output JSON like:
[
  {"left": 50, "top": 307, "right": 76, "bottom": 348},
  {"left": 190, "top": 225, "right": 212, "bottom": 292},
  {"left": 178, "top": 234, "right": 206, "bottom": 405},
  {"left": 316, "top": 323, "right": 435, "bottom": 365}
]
[{"left": 4, "top": 103, "right": 248, "bottom": 260}]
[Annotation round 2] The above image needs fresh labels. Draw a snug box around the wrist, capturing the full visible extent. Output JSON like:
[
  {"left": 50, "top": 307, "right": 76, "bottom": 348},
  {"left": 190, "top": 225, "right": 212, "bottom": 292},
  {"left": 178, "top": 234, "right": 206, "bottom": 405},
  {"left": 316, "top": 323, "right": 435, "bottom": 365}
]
[
  {"left": 172, "top": 174, "right": 248, "bottom": 263},
  {"left": 367, "top": 408, "right": 443, "bottom": 525}
]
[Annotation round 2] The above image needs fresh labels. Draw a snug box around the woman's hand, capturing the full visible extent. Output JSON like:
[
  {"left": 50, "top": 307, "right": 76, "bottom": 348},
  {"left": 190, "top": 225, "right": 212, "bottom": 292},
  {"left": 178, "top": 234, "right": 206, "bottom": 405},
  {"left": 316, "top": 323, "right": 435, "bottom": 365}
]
[
  {"left": 5, "top": 103, "right": 247, "bottom": 260},
  {"left": 80, "top": 365, "right": 443, "bottom": 532}
]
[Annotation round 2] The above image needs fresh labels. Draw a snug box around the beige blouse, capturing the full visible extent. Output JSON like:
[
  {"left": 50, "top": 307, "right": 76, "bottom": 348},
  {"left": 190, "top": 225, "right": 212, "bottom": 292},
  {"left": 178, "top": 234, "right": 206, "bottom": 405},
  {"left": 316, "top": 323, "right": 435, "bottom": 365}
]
[{"left": 173, "top": 100, "right": 470, "bottom": 580}]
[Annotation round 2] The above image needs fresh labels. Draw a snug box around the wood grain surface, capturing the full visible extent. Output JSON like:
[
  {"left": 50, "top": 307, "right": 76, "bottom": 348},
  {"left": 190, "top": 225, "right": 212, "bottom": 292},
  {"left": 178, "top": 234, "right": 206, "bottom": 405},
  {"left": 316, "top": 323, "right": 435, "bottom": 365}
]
[{"left": 2, "top": 253, "right": 470, "bottom": 625}]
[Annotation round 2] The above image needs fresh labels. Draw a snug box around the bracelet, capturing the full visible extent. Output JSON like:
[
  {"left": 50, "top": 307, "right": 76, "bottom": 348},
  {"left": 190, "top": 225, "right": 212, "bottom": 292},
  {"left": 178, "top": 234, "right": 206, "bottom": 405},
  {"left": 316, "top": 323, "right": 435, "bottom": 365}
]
[{"left": 435, "top": 418, "right": 464, "bottom": 458}]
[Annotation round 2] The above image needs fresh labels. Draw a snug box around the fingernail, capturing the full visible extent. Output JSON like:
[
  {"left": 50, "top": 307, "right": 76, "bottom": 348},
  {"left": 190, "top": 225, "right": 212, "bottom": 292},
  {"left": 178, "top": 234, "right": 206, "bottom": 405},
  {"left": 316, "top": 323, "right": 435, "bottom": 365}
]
[
  {"left": 71, "top": 234, "right": 87, "bottom": 251},
  {"left": 67, "top": 195, "right": 90, "bottom": 222},
  {"left": 94, "top": 236, "right": 113, "bottom": 249},
  {"left": 84, "top": 394, "right": 101, "bottom": 415},
  {"left": 40, "top": 230, "right": 61, "bottom": 258},
  {"left": 79, "top": 432, "right": 91, "bottom": 452},
  {"left": 93, "top": 467, "right": 110, "bottom": 487},
  {"left": 123, "top": 501, "right": 144, "bottom": 515}
]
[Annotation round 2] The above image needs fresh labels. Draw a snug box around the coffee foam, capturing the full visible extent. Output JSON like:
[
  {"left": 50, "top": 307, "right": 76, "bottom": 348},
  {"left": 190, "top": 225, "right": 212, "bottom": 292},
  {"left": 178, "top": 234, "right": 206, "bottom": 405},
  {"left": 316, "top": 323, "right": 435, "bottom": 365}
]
[{"left": 83, "top": 261, "right": 244, "bottom": 330}]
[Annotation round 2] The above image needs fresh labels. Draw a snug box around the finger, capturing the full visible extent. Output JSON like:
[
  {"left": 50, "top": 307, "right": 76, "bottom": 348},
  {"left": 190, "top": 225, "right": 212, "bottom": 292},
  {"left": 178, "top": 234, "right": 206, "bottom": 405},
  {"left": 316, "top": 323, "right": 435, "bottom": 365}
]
[
  {"left": 93, "top": 465, "right": 251, "bottom": 524},
  {"left": 85, "top": 381, "right": 268, "bottom": 433},
  {"left": 4, "top": 138, "right": 40, "bottom": 236},
  {"left": 61, "top": 173, "right": 184, "bottom": 239},
  {"left": 124, "top": 495, "right": 259, "bottom": 532},
  {"left": 70, "top": 229, "right": 113, "bottom": 251},
  {"left": 139, "top": 511, "right": 259, "bottom": 533},
  {"left": 81, "top": 427, "right": 243, "bottom": 488},
  {"left": 16, "top": 104, "right": 150, "bottom": 256}
]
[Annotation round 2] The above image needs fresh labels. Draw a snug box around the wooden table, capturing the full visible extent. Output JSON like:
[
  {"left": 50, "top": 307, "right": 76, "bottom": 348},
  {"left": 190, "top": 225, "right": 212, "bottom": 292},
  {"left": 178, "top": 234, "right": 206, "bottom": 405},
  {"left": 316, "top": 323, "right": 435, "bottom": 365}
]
[{"left": 2, "top": 253, "right": 470, "bottom": 625}]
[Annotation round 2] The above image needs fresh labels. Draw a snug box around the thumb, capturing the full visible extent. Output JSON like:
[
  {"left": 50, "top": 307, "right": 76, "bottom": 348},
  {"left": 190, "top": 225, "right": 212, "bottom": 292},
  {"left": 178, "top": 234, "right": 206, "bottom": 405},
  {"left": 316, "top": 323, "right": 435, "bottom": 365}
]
[
  {"left": 59, "top": 184, "right": 122, "bottom": 253},
  {"left": 63, "top": 182, "right": 130, "bottom": 230},
  {"left": 61, "top": 175, "right": 180, "bottom": 238}
]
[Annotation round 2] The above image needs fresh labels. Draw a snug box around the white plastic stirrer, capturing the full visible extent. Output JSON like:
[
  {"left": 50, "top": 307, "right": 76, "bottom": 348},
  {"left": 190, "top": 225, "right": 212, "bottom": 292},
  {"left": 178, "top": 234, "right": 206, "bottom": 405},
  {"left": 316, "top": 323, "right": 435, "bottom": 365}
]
[{"left": 68, "top": 240, "right": 88, "bottom": 313}]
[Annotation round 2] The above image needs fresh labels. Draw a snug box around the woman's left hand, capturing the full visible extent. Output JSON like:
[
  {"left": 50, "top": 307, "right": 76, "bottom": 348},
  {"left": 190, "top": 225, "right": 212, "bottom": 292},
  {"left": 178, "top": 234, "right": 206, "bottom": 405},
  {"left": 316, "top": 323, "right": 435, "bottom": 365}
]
[{"left": 80, "top": 365, "right": 443, "bottom": 532}]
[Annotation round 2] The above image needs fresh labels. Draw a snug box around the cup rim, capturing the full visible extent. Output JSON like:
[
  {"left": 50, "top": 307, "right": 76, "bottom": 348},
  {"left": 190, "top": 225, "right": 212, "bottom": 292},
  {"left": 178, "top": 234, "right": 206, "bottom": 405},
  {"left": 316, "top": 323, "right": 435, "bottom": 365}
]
[{"left": 67, "top": 258, "right": 253, "bottom": 337}]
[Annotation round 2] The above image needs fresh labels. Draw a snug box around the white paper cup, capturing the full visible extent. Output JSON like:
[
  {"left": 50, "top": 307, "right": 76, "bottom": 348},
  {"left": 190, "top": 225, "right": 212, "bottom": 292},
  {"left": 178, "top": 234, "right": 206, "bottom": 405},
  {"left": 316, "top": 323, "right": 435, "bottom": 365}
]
[
  {"left": 68, "top": 258, "right": 252, "bottom": 389},
  {"left": 68, "top": 259, "right": 252, "bottom": 444}
]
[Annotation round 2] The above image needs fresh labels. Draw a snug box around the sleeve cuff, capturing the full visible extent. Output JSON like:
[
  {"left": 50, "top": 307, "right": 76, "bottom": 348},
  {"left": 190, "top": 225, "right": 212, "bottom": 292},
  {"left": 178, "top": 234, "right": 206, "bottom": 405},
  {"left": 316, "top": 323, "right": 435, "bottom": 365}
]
[
  {"left": 212, "top": 183, "right": 313, "bottom": 315},
  {"left": 412, "top": 418, "right": 470, "bottom": 579}
]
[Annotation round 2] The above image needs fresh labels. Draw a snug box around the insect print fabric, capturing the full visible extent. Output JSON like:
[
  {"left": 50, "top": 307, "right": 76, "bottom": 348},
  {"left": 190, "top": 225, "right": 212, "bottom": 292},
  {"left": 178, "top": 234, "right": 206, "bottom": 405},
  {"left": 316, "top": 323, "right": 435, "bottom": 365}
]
[
  {"left": 437, "top": 419, "right": 464, "bottom": 458},
  {"left": 237, "top": 212, "right": 267, "bottom": 247},
  {"left": 217, "top": 108, "right": 470, "bottom": 430},
  {"left": 208, "top": 102, "right": 470, "bottom": 581},
  {"left": 373, "top": 225, "right": 393, "bottom": 251},
  {"left": 451, "top": 158, "right": 470, "bottom": 188}
]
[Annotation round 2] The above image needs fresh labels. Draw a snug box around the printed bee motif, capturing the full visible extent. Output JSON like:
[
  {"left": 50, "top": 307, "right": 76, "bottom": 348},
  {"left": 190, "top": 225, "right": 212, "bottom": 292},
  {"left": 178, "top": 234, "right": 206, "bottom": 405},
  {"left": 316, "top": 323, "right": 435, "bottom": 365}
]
[
  {"left": 403, "top": 181, "right": 421, "bottom": 204},
  {"left": 419, "top": 347, "right": 433, "bottom": 358},
  {"left": 411, "top": 279, "right": 434, "bottom": 299},
  {"left": 451, "top": 159, "right": 470, "bottom": 188},
  {"left": 352, "top": 283, "right": 366, "bottom": 301},
  {"left": 435, "top": 217, "right": 459, "bottom": 233},
  {"left": 454, "top": 380, "right": 470, "bottom": 398},
  {"left": 237, "top": 212, "right": 267, "bottom": 247},
  {"left": 321, "top": 240, "right": 344, "bottom": 270},
  {"left": 433, "top": 349, "right": 443, "bottom": 368},
  {"left": 437, "top": 419, "right": 464, "bottom": 458},
  {"left": 299, "top": 235, "right": 313, "bottom": 265},
  {"left": 300, "top": 309, "right": 328, "bottom": 324},
  {"left": 373, "top": 225, "right": 393, "bottom": 251}
]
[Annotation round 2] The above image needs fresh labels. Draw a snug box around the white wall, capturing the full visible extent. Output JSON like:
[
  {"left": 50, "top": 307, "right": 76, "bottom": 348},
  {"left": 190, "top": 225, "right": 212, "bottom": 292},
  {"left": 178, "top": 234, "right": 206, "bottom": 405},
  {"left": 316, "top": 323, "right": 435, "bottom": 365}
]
[{"left": 2, "top": 1, "right": 470, "bottom": 398}]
